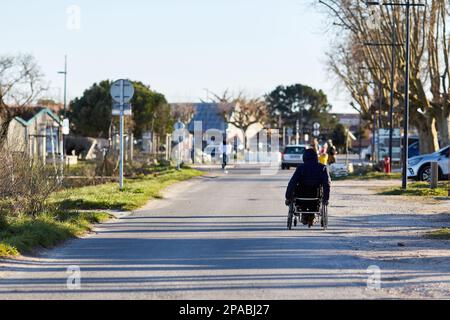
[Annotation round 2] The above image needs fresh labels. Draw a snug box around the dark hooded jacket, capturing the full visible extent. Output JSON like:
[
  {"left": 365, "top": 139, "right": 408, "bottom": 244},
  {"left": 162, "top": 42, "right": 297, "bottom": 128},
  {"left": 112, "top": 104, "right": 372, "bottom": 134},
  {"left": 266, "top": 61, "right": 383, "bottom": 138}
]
[{"left": 285, "top": 149, "right": 331, "bottom": 201}]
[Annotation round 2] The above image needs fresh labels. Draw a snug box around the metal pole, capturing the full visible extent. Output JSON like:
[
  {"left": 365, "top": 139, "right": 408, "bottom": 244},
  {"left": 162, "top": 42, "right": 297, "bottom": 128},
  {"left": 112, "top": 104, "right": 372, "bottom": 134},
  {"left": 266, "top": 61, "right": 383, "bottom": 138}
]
[
  {"left": 345, "top": 128, "right": 349, "bottom": 167},
  {"left": 402, "top": 2, "right": 410, "bottom": 190},
  {"left": 372, "top": 113, "right": 376, "bottom": 163},
  {"left": 378, "top": 80, "right": 383, "bottom": 162},
  {"left": 359, "top": 110, "right": 362, "bottom": 161},
  {"left": 389, "top": 11, "right": 396, "bottom": 169},
  {"left": 63, "top": 55, "right": 67, "bottom": 118},
  {"left": 177, "top": 138, "right": 181, "bottom": 171},
  {"left": 119, "top": 80, "right": 124, "bottom": 191}
]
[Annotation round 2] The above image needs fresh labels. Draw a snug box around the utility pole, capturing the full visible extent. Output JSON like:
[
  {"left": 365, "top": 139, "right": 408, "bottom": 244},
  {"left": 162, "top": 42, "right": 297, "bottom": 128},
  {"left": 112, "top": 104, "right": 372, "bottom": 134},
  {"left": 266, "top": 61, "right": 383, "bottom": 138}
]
[
  {"left": 372, "top": 112, "right": 377, "bottom": 163},
  {"left": 402, "top": 1, "right": 411, "bottom": 190},
  {"left": 58, "top": 55, "right": 68, "bottom": 118},
  {"left": 365, "top": 0, "right": 425, "bottom": 189},
  {"left": 58, "top": 55, "right": 68, "bottom": 174},
  {"left": 388, "top": 8, "right": 396, "bottom": 170},
  {"left": 356, "top": 106, "right": 363, "bottom": 162}
]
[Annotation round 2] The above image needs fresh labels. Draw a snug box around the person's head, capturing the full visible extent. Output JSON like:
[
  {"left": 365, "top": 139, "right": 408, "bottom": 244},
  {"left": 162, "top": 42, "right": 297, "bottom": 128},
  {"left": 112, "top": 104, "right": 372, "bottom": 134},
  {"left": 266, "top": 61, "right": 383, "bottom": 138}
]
[
  {"left": 303, "top": 148, "right": 318, "bottom": 164},
  {"left": 327, "top": 139, "right": 333, "bottom": 147}
]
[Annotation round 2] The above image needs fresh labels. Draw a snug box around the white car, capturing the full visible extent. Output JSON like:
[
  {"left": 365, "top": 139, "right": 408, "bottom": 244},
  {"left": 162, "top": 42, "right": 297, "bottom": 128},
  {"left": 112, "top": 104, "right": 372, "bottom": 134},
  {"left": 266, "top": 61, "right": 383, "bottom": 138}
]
[
  {"left": 407, "top": 145, "right": 449, "bottom": 181},
  {"left": 281, "top": 144, "right": 308, "bottom": 170}
]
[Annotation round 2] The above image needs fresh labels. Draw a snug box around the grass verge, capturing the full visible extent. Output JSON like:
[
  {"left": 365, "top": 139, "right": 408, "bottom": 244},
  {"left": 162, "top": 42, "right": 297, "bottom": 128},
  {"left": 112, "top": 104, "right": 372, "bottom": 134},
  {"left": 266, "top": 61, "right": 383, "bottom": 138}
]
[
  {"left": 52, "top": 168, "right": 203, "bottom": 211},
  {"left": 425, "top": 228, "right": 450, "bottom": 240},
  {"left": 331, "top": 171, "right": 402, "bottom": 181},
  {"left": 0, "top": 211, "right": 111, "bottom": 257},
  {"left": 378, "top": 181, "right": 449, "bottom": 197},
  {"left": 0, "top": 168, "right": 203, "bottom": 257}
]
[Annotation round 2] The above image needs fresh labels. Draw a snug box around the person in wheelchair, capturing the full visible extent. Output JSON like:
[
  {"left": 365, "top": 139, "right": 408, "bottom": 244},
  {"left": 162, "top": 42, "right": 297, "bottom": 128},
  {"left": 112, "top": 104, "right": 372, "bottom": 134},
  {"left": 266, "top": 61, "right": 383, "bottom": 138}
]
[{"left": 285, "top": 148, "right": 331, "bottom": 226}]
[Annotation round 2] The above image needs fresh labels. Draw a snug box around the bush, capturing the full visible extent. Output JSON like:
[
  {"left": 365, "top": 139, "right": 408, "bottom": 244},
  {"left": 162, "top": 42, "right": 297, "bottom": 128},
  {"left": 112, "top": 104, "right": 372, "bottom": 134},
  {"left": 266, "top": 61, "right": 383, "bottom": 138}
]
[{"left": 0, "top": 149, "right": 62, "bottom": 217}]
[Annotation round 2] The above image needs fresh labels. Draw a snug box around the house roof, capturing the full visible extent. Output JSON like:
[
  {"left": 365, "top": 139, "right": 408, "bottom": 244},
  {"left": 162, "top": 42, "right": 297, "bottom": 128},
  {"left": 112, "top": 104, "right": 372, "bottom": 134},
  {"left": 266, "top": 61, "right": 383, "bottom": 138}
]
[
  {"left": 187, "top": 103, "right": 228, "bottom": 133},
  {"left": 12, "top": 106, "right": 62, "bottom": 127}
]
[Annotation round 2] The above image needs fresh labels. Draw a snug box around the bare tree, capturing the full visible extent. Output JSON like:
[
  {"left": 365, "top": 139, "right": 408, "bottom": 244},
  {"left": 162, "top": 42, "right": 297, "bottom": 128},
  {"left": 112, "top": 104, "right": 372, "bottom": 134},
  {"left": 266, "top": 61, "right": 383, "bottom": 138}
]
[
  {"left": 170, "top": 103, "right": 195, "bottom": 124},
  {"left": 218, "top": 94, "right": 269, "bottom": 149},
  {"left": 319, "top": 0, "right": 449, "bottom": 153},
  {"left": 0, "top": 54, "right": 47, "bottom": 147}
]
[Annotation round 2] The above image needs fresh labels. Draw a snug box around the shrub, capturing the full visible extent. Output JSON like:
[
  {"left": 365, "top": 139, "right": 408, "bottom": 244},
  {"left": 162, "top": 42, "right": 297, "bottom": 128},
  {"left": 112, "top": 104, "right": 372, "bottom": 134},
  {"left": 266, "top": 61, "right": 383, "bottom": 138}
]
[{"left": 0, "top": 149, "right": 62, "bottom": 217}]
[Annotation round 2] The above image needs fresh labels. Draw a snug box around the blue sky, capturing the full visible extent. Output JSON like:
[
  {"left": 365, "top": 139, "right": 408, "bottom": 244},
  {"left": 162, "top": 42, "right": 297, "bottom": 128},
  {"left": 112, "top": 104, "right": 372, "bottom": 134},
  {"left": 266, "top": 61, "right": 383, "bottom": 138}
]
[{"left": 2, "top": 0, "right": 353, "bottom": 112}]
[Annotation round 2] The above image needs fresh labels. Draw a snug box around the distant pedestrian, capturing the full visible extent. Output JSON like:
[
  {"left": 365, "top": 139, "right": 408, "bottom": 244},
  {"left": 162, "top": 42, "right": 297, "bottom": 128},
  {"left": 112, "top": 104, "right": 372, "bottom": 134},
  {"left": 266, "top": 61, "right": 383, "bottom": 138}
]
[
  {"left": 326, "top": 139, "right": 337, "bottom": 165},
  {"left": 219, "top": 139, "right": 231, "bottom": 172},
  {"left": 311, "top": 138, "right": 320, "bottom": 155}
]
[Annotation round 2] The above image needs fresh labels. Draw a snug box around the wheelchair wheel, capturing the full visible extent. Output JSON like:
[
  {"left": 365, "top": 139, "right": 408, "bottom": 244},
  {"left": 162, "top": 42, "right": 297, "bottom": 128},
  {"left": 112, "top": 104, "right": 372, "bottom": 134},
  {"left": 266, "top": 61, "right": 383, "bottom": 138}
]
[
  {"left": 321, "top": 205, "right": 328, "bottom": 230},
  {"left": 287, "top": 206, "right": 294, "bottom": 230}
]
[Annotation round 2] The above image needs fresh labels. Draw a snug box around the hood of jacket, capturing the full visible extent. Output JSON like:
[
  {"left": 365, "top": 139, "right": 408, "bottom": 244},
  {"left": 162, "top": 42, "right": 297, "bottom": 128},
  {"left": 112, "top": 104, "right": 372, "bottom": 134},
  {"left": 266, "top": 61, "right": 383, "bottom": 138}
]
[{"left": 303, "top": 148, "right": 319, "bottom": 164}]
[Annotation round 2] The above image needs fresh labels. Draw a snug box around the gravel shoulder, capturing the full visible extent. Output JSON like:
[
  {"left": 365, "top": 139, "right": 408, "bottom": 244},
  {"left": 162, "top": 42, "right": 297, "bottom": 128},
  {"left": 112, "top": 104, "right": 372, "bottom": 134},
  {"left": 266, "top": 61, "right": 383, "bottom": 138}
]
[{"left": 330, "top": 179, "right": 450, "bottom": 298}]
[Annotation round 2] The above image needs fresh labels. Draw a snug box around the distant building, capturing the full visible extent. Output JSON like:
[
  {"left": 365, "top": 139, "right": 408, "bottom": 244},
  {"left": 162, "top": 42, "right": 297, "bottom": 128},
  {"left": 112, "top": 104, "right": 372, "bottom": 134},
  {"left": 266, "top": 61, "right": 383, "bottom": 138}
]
[
  {"left": 333, "top": 112, "right": 371, "bottom": 149},
  {"left": 187, "top": 103, "right": 228, "bottom": 134},
  {"left": 334, "top": 113, "right": 360, "bottom": 132},
  {"left": 5, "top": 107, "right": 63, "bottom": 162}
]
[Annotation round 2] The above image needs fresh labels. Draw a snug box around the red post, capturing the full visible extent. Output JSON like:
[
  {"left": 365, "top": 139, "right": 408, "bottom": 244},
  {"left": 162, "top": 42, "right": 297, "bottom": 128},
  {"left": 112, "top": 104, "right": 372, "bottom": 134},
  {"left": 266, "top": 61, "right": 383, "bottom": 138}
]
[{"left": 384, "top": 156, "right": 391, "bottom": 174}]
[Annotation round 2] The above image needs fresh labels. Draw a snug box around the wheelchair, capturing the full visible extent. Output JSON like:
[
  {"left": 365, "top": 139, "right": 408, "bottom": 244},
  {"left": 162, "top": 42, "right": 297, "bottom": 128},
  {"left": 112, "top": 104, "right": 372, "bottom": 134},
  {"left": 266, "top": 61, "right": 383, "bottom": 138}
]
[{"left": 287, "top": 185, "right": 328, "bottom": 230}]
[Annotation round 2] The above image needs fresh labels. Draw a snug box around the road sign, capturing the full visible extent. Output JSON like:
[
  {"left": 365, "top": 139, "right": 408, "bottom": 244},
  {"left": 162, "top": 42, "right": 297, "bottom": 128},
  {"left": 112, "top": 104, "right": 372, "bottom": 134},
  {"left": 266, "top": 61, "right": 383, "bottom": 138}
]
[
  {"left": 62, "top": 118, "right": 70, "bottom": 135},
  {"left": 110, "top": 79, "right": 135, "bottom": 191},
  {"left": 174, "top": 120, "right": 185, "bottom": 130},
  {"left": 112, "top": 103, "right": 132, "bottom": 116},
  {"left": 313, "top": 129, "right": 320, "bottom": 137},
  {"left": 313, "top": 122, "right": 320, "bottom": 130},
  {"left": 110, "top": 79, "right": 134, "bottom": 103},
  {"left": 287, "top": 128, "right": 293, "bottom": 136}
]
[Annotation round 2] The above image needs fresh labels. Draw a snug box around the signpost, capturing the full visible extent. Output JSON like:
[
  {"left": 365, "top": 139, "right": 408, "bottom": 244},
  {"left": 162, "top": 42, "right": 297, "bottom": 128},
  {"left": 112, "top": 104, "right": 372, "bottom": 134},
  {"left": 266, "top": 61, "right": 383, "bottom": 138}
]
[
  {"left": 313, "top": 122, "right": 320, "bottom": 138},
  {"left": 287, "top": 128, "right": 293, "bottom": 145},
  {"left": 173, "top": 120, "right": 185, "bottom": 171},
  {"left": 110, "top": 79, "right": 134, "bottom": 191},
  {"left": 112, "top": 103, "right": 132, "bottom": 116}
]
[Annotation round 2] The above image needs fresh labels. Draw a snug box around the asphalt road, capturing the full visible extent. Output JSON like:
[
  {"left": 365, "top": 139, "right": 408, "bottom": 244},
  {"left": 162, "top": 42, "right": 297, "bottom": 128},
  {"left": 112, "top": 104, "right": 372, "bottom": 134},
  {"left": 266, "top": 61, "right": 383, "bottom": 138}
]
[{"left": 0, "top": 167, "right": 449, "bottom": 299}]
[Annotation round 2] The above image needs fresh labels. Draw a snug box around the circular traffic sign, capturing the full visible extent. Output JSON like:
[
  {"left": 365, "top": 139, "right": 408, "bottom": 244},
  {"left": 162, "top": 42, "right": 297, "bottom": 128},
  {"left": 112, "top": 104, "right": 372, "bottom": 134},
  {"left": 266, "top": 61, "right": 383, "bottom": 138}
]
[
  {"left": 313, "top": 122, "right": 320, "bottom": 130},
  {"left": 110, "top": 79, "right": 135, "bottom": 103},
  {"left": 174, "top": 121, "right": 185, "bottom": 130}
]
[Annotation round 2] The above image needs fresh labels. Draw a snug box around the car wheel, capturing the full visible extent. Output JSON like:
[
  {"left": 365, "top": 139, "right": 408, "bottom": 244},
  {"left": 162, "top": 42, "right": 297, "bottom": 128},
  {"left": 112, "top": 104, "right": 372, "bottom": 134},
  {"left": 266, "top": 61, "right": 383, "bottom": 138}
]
[{"left": 419, "top": 165, "right": 431, "bottom": 182}]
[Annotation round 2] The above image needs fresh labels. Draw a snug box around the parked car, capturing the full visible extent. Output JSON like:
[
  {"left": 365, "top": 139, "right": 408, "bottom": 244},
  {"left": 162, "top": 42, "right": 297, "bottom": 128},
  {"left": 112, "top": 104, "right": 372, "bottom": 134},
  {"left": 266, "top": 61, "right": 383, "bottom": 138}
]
[
  {"left": 407, "top": 145, "right": 449, "bottom": 181},
  {"left": 360, "top": 139, "right": 420, "bottom": 162},
  {"left": 408, "top": 140, "right": 420, "bottom": 158},
  {"left": 281, "top": 144, "right": 308, "bottom": 170}
]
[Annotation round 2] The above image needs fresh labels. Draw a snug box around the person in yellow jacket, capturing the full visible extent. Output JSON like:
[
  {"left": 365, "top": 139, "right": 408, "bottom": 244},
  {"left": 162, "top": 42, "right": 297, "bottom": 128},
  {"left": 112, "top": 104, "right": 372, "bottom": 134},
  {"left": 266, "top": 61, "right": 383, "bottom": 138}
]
[{"left": 319, "top": 153, "right": 328, "bottom": 165}]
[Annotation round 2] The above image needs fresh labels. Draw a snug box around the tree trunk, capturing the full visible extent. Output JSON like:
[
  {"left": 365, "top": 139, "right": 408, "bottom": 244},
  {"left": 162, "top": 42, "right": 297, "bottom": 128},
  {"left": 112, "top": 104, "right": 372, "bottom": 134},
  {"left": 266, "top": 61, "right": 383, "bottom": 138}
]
[
  {"left": 413, "top": 116, "right": 440, "bottom": 154},
  {"left": 434, "top": 107, "right": 450, "bottom": 147},
  {"left": 242, "top": 128, "right": 247, "bottom": 150}
]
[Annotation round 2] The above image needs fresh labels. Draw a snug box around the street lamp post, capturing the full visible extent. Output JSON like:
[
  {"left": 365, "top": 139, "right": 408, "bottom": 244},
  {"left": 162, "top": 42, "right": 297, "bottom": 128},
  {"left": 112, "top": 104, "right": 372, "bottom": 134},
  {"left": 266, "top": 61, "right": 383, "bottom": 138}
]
[
  {"left": 402, "top": 2, "right": 411, "bottom": 189},
  {"left": 58, "top": 55, "right": 68, "bottom": 118},
  {"left": 365, "top": 0, "right": 425, "bottom": 190},
  {"left": 58, "top": 55, "right": 68, "bottom": 173},
  {"left": 388, "top": 10, "right": 396, "bottom": 171}
]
